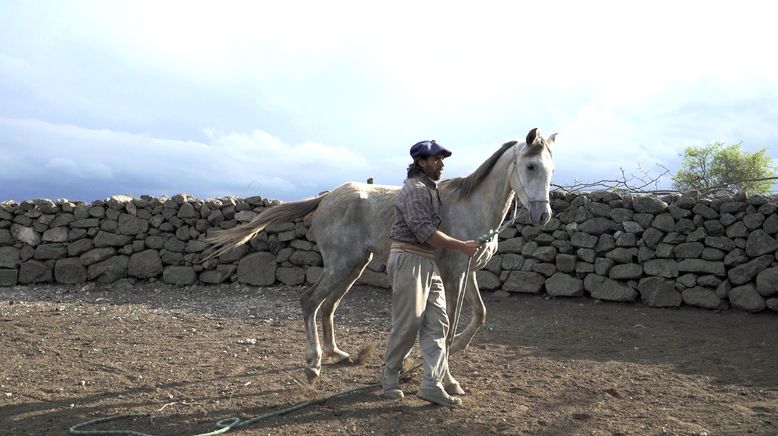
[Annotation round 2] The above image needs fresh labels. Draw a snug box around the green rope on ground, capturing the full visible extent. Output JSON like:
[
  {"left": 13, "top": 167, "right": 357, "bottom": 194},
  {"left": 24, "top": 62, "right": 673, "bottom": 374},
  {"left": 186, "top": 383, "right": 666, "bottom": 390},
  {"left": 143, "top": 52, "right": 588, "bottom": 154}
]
[{"left": 69, "top": 363, "right": 423, "bottom": 436}]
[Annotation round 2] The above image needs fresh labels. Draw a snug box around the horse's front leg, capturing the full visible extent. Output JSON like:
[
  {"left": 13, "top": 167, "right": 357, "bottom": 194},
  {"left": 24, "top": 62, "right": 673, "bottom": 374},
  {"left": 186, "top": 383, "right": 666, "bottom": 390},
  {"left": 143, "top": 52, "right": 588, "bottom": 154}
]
[{"left": 450, "top": 271, "right": 486, "bottom": 354}]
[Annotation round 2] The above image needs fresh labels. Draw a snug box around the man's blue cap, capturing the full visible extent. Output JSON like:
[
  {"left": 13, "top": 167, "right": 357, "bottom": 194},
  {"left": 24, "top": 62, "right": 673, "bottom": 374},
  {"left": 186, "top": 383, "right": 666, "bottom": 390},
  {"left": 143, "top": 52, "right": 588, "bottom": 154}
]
[{"left": 410, "top": 140, "right": 452, "bottom": 160}]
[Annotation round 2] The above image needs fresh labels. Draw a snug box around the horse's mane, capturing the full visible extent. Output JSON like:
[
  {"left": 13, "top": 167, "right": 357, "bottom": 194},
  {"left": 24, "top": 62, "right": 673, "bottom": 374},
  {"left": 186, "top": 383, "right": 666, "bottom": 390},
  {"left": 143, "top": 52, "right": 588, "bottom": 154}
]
[{"left": 439, "top": 140, "right": 518, "bottom": 200}]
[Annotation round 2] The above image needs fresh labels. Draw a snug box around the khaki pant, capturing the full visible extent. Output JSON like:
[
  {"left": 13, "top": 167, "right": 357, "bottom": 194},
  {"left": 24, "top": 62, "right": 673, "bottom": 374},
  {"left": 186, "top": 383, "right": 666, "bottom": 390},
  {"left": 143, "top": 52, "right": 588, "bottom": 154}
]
[{"left": 383, "top": 250, "right": 450, "bottom": 389}]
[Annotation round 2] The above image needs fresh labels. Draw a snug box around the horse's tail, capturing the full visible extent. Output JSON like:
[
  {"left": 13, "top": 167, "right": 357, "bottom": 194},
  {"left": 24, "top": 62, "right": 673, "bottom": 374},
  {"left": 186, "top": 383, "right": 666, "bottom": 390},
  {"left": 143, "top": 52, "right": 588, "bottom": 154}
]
[{"left": 202, "top": 194, "right": 326, "bottom": 261}]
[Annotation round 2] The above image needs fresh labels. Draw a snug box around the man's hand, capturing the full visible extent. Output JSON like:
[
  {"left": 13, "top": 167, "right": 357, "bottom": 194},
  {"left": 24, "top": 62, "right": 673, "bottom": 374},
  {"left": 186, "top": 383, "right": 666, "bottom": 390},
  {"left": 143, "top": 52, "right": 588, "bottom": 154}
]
[
  {"left": 459, "top": 240, "right": 480, "bottom": 257},
  {"left": 425, "top": 231, "right": 482, "bottom": 257}
]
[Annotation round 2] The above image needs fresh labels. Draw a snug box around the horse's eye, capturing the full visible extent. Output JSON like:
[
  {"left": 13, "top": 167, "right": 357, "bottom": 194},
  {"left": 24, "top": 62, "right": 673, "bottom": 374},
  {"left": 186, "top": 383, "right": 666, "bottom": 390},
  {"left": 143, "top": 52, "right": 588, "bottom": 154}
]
[{"left": 527, "top": 164, "right": 535, "bottom": 171}]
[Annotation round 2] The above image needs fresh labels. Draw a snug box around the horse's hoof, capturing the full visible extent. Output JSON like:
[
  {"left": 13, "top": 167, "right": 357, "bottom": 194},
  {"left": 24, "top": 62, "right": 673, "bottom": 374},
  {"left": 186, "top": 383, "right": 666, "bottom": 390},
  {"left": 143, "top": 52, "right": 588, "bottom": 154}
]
[
  {"left": 449, "top": 341, "right": 466, "bottom": 355},
  {"left": 304, "top": 367, "right": 320, "bottom": 384},
  {"left": 325, "top": 350, "right": 353, "bottom": 365}
]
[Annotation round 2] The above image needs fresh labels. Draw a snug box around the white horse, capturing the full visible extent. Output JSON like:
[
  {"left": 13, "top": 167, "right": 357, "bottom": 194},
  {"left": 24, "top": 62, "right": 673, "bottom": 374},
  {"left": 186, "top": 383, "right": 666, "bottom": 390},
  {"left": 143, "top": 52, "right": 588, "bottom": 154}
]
[{"left": 205, "top": 128, "right": 556, "bottom": 383}]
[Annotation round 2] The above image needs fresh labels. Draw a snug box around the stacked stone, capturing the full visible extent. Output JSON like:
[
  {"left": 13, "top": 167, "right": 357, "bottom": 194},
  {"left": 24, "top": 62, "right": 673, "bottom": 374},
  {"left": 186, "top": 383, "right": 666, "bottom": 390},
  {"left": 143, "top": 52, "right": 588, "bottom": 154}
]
[
  {"left": 480, "top": 191, "right": 778, "bottom": 313},
  {"left": 1, "top": 190, "right": 776, "bottom": 314},
  {"left": 0, "top": 194, "right": 323, "bottom": 288}
]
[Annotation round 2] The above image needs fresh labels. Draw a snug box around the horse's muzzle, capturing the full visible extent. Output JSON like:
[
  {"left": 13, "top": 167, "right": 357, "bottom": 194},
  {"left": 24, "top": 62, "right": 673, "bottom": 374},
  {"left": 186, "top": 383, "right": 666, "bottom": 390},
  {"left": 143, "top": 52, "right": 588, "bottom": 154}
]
[{"left": 528, "top": 200, "right": 551, "bottom": 226}]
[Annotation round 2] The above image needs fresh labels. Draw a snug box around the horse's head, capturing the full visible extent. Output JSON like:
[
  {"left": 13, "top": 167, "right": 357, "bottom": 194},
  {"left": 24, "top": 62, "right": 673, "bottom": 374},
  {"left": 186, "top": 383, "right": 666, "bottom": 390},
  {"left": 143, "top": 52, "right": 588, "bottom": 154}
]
[{"left": 509, "top": 128, "right": 556, "bottom": 226}]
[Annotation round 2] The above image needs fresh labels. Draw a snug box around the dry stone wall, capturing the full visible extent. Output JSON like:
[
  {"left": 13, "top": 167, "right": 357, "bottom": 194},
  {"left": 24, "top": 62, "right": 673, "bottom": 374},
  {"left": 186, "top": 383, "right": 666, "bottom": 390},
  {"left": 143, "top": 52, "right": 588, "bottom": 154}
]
[{"left": 1, "top": 191, "right": 777, "bottom": 314}]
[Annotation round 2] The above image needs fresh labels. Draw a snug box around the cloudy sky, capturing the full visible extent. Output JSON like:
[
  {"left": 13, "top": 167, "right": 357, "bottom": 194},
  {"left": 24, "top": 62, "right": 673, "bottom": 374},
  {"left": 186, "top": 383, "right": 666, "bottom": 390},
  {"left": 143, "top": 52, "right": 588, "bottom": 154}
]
[{"left": 1, "top": 1, "right": 776, "bottom": 202}]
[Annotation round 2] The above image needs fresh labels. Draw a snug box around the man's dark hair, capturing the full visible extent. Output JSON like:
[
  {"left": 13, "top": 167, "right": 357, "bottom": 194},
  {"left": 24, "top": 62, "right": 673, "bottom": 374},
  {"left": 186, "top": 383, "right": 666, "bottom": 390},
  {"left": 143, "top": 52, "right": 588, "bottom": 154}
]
[{"left": 406, "top": 161, "right": 425, "bottom": 179}]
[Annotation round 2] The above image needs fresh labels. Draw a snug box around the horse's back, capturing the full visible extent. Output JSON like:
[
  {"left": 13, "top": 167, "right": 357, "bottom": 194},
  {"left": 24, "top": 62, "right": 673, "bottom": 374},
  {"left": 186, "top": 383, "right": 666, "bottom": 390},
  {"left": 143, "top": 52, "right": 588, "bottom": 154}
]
[{"left": 310, "top": 182, "right": 398, "bottom": 262}]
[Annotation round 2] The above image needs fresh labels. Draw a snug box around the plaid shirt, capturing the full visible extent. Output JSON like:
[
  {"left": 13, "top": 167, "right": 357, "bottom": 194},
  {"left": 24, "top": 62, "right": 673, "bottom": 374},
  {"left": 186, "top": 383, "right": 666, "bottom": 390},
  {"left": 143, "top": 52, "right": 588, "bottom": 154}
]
[{"left": 389, "top": 174, "right": 442, "bottom": 245}]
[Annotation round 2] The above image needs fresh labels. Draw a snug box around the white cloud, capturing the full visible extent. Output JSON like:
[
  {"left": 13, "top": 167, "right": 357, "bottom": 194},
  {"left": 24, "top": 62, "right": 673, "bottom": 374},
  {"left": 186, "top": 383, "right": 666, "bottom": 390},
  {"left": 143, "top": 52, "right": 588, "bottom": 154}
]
[{"left": 0, "top": 116, "right": 385, "bottom": 201}]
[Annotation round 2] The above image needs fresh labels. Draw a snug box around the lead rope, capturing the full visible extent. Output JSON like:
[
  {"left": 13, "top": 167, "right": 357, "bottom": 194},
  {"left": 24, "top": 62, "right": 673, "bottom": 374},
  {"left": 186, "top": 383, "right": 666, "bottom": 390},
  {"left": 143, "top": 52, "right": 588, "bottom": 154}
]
[{"left": 449, "top": 197, "right": 519, "bottom": 348}]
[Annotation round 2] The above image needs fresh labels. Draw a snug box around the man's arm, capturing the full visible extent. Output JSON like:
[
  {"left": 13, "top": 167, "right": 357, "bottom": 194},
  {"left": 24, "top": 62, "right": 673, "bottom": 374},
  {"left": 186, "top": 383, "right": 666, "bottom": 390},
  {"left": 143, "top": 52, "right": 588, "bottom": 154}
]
[{"left": 425, "top": 230, "right": 480, "bottom": 257}]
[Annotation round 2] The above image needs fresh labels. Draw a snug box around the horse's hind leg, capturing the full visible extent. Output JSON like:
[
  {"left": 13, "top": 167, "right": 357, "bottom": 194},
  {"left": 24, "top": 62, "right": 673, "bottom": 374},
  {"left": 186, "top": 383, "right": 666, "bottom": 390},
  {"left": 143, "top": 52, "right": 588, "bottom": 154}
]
[
  {"left": 300, "top": 250, "right": 371, "bottom": 383},
  {"left": 320, "top": 252, "right": 372, "bottom": 364}
]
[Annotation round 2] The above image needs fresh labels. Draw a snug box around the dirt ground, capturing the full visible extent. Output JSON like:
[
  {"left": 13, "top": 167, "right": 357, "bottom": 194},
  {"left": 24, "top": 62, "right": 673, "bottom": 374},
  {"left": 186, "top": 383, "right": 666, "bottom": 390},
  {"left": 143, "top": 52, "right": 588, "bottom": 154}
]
[{"left": 1, "top": 282, "right": 778, "bottom": 436}]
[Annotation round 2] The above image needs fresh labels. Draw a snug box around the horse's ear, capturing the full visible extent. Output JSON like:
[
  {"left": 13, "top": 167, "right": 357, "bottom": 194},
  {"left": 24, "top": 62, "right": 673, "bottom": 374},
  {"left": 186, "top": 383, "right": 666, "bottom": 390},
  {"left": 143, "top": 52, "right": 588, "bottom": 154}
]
[
  {"left": 547, "top": 133, "right": 557, "bottom": 147},
  {"left": 526, "top": 128, "right": 539, "bottom": 145}
]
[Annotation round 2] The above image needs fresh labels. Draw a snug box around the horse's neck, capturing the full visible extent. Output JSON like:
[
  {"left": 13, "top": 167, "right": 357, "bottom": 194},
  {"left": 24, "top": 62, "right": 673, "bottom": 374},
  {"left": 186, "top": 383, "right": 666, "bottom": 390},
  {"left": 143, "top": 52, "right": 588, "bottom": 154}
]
[{"left": 448, "top": 149, "right": 515, "bottom": 237}]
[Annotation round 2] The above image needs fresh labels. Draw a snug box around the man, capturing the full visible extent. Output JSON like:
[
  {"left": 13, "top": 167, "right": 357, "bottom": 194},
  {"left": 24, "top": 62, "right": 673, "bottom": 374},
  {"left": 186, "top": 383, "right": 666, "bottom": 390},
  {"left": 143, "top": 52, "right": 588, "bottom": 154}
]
[{"left": 381, "top": 139, "right": 481, "bottom": 407}]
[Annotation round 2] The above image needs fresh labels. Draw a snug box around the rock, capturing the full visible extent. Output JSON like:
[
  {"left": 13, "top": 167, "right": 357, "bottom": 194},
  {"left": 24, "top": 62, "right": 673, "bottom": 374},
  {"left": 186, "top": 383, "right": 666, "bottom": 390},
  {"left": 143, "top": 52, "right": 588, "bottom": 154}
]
[
  {"left": 19, "top": 260, "right": 52, "bottom": 284},
  {"left": 306, "top": 266, "right": 323, "bottom": 284},
  {"left": 594, "top": 234, "right": 616, "bottom": 253},
  {"left": 615, "top": 232, "right": 636, "bottom": 247},
  {"left": 584, "top": 274, "right": 637, "bottom": 302},
  {"left": 0, "top": 229, "right": 13, "bottom": 245},
  {"left": 692, "top": 203, "right": 719, "bottom": 219},
  {"left": 674, "top": 242, "right": 704, "bottom": 259},
  {"left": 763, "top": 214, "right": 778, "bottom": 234},
  {"left": 576, "top": 248, "right": 596, "bottom": 263},
  {"left": 621, "top": 221, "right": 644, "bottom": 233},
  {"left": 475, "top": 270, "right": 501, "bottom": 290},
  {"left": 578, "top": 218, "right": 615, "bottom": 235},
  {"left": 185, "top": 240, "right": 210, "bottom": 253},
  {"left": 632, "top": 196, "right": 667, "bottom": 214},
  {"left": 594, "top": 257, "right": 614, "bottom": 276},
  {"left": 218, "top": 244, "right": 248, "bottom": 262},
  {"left": 503, "top": 271, "right": 545, "bottom": 294},
  {"left": 638, "top": 277, "right": 682, "bottom": 307},
  {"left": 728, "top": 255, "right": 773, "bottom": 286},
  {"left": 0, "top": 268, "right": 18, "bottom": 286},
  {"left": 677, "top": 259, "right": 726, "bottom": 276},
  {"left": 767, "top": 298, "right": 778, "bottom": 312},
  {"left": 533, "top": 246, "right": 557, "bottom": 262},
  {"left": 118, "top": 214, "right": 149, "bottom": 235},
  {"left": 609, "top": 208, "right": 634, "bottom": 223},
  {"left": 93, "top": 231, "right": 133, "bottom": 247},
  {"left": 10, "top": 224, "right": 40, "bottom": 246},
  {"left": 177, "top": 203, "right": 198, "bottom": 219},
  {"left": 199, "top": 265, "right": 236, "bottom": 284},
  {"left": 162, "top": 266, "right": 197, "bottom": 285},
  {"left": 701, "top": 247, "right": 725, "bottom": 261},
  {"left": 642, "top": 228, "right": 665, "bottom": 249},
  {"left": 729, "top": 284, "right": 766, "bottom": 313},
  {"left": 498, "top": 237, "right": 524, "bottom": 253},
  {"left": 238, "top": 252, "right": 277, "bottom": 286},
  {"left": 501, "top": 253, "right": 524, "bottom": 270},
  {"left": 87, "top": 256, "right": 129, "bottom": 283},
  {"left": 755, "top": 267, "right": 778, "bottom": 297},
  {"left": 545, "top": 272, "right": 584, "bottom": 297},
  {"left": 605, "top": 247, "right": 636, "bottom": 264},
  {"left": 555, "top": 254, "right": 576, "bottom": 273},
  {"left": 724, "top": 248, "right": 749, "bottom": 268},
  {"left": 42, "top": 227, "right": 69, "bottom": 243},
  {"left": 34, "top": 243, "right": 67, "bottom": 260},
  {"left": 682, "top": 286, "right": 727, "bottom": 310},
  {"left": 106, "top": 195, "right": 134, "bottom": 209},
  {"left": 128, "top": 250, "right": 164, "bottom": 279},
  {"left": 720, "top": 201, "right": 748, "bottom": 214},
  {"left": 697, "top": 275, "right": 722, "bottom": 288},
  {"left": 570, "top": 232, "right": 597, "bottom": 249},
  {"left": 745, "top": 229, "right": 778, "bottom": 257},
  {"left": 233, "top": 210, "right": 258, "bottom": 223},
  {"left": 532, "top": 262, "right": 556, "bottom": 277},
  {"left": 80, "top": 248, "right": 117, "bottom": 266},
  {"left": 0, "top": 247, "right": 19, "bottom": 268},
  {"left": 675, "top": 218, "right": 696, "bottom": 234},
  {"left": 277, "top": 266, "right": 306, "bottom": 286},
  {"left": 651, "top": 213, "right": 675, "bottom": 232},
  {"left": 685, "top": 227, "right": 706, "bottom": 242},
  {"left": 643, "top": 259, "right": 679, "bottom": 278},
  {"left": 704, "top": 236, "right": 734, "bottom": 251},
  {"left": 609, "top": 263, "right": 643, "bottom": 280},
  {"left": 743, "top": 213, "right": 766, "bottom": 230},
  {"left": 54, "top": 258, "right": 87, "bottom": 283},
  {"left": 290, "top": 250, "right": 323, "bottom": 267}
]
